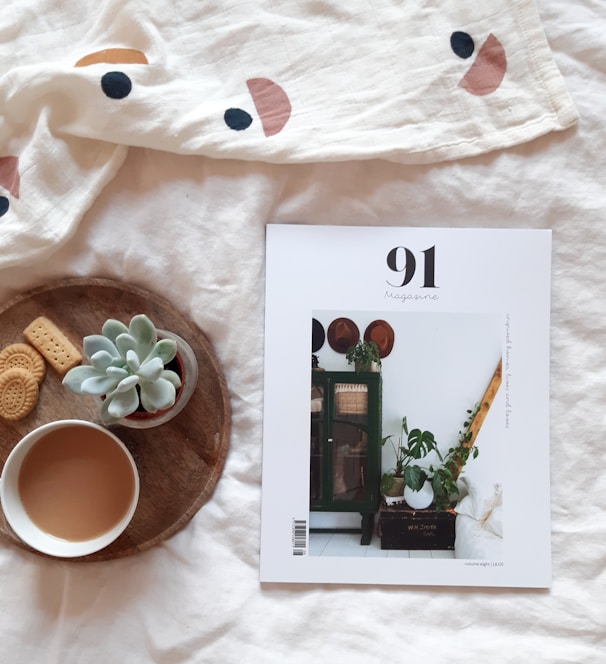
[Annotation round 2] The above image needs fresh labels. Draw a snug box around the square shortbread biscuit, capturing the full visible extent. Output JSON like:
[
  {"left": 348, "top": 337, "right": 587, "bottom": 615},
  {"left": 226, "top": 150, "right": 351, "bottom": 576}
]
[{"left": 23, "top": 316, "right": 82, "bottom": 376}]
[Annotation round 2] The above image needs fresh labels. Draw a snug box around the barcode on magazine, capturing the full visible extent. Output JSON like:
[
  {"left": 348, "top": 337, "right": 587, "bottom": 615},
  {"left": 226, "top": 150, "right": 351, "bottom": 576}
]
[{"left": 292, "top": 519, "right": 307, "bottom": 556}]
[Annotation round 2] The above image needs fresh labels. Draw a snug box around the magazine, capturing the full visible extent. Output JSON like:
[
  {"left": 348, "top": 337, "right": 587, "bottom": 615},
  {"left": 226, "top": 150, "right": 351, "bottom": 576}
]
[{"left": 260, "top": 225, "right": 551, "bottom": 587}]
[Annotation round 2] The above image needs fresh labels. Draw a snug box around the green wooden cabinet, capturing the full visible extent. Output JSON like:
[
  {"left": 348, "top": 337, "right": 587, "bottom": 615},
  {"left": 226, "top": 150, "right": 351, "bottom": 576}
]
[{"left": 310, "top": 371, "right": 382, "bottom": 544}]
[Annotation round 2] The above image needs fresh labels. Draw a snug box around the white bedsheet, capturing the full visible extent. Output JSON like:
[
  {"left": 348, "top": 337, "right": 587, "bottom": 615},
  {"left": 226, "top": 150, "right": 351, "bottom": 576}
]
[{"left": 1, "top": 1, "right": 605, "bottom": 663}]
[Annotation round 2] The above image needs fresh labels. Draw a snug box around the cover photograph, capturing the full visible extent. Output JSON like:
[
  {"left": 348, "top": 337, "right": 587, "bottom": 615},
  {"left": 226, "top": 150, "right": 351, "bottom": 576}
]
[{"left": 261, "top": 225, "right": 552, "bottom": 587}]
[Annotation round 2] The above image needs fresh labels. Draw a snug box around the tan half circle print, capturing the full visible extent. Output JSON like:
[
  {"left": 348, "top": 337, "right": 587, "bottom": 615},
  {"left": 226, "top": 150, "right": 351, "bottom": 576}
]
[{"left": 74, "top": 48, "right": 149, "bottom": 67}]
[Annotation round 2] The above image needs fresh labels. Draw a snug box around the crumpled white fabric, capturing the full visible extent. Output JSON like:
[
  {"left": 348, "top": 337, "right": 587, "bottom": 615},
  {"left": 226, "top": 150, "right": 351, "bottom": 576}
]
[
  {"left": 2, "top": 1, "right": 605, "bottom": 662},
  {"left": 0, "top": 0, "right": 577, "bottom": 269}
]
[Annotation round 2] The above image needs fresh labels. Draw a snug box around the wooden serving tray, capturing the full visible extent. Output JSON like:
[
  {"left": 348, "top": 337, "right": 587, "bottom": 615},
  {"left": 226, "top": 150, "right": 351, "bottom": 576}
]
[{"left": 0, "top": 277, "right": 231, "bottom": 561}]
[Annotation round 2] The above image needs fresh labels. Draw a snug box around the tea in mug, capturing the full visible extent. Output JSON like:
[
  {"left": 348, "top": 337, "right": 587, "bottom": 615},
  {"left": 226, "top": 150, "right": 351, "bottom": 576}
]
[{"left": 18, "top": 424, "right": 136, "bottom": 541}]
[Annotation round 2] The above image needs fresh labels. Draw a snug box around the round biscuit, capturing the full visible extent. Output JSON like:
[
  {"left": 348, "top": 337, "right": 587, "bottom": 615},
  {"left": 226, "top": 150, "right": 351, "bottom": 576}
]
[
  {"left": 0, "top": 343, "right": 46, "bottom": 383},
  {"left": 0, "top": 367, "right": 39, "bottom": 421}
]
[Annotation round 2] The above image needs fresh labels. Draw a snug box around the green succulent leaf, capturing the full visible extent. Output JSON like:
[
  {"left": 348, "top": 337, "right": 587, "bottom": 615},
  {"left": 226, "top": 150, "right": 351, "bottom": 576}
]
[
  {"left": 160, "top": 369, "right": 182, "bottom": 389},
  {"left": 62, "top": 365, "right": 107, "bottom": 394},
  {"left": 137, "top": 357, "right": 164, "bottom": 382},
  {"left": 83, "top": 334, "right": 120, "bottom": 360},
  {"left": 106, "top": 387, "right": 140, "bottom": 419},
  {"left": 128, "top": 314, "right": 157, "bottom": 360},
  {"left": 145, "top": 338, "right": 177, "bottom": 365},
  {"left": 115, "top": 375, "right": 140, "bottom": 393},
  {"left": 115, "top": 333, "right": 138, "bottom": 359},
  {"left": 125, "top": 349, "right": 140, "bottom": 372},
  {"left": 140, "top": 377, "right": 176, "bottom": 413},
  {"left": 99, "top": 397, "right": 117, "bottom": 424},
  {"left": 90, "top": 350, "right": 117, "bottom": 372},
  {"left": 106, "top": 366, "right": 129, "bottom": 379},
  {"left": 80, "top": 374, "right": 121, "bottom": 396},
  {"left": 101, "top": 319, "right": 129, "bottom": 343}
]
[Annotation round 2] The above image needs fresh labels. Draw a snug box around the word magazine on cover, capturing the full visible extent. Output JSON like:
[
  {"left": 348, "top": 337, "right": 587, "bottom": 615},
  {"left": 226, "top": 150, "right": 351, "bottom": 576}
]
[{"left": 261, "top": 225, "right": 551, "bottom": 587}]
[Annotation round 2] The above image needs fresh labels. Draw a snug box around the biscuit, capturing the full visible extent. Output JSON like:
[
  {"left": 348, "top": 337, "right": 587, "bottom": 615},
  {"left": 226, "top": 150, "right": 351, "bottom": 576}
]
[
  {"left": 0, "top": 367, "right": 39, "bottom": 421},
  {"left": 23, "top": 316, "right": 82, "bottom": 376},
  {"left": 0, "top": 343, "right": 46, "bottom": 383}
]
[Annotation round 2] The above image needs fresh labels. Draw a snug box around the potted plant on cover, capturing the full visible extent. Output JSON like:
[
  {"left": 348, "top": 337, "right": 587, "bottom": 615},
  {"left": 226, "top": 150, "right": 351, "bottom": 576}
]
[
  {"left": 62, "top": 314, "right": 198, "bottom": 428},
  {"left": 345, "top": 339, "right": 381, "bottom": 373},
  {"left": 381, "top": 416, "right": 442, "bottom": 508},
  {"left": 380, "top": 433, "right": 407, "bottom": 502}
]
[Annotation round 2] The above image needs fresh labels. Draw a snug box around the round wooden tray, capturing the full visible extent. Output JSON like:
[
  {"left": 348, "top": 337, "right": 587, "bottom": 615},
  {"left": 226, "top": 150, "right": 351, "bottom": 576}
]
[{"left": 0, "top": 277, "right": 231, "bottom": 561}]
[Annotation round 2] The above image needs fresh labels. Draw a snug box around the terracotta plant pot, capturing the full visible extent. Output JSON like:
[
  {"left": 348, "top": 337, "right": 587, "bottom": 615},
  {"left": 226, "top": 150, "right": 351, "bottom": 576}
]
[{"left": 384, "top": 475, "right": 405, "bottom": 497}]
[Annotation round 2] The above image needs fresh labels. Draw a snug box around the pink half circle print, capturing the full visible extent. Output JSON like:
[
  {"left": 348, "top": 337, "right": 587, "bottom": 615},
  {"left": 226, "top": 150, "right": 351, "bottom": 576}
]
[
  {"left": 458, "top": 33, "right": 507, "bottom": 96},
  {"left": 246, "top": 78, "right": 292, "bottom": 137},
  {"left": 224, "top": 78, "right": 291, "bottom": 136}
]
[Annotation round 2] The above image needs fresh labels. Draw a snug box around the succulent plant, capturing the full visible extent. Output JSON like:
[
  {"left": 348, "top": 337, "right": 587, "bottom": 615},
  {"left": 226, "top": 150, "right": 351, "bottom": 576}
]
[{"left": 62, "top": 314, "right": 182, "bottom": 424}]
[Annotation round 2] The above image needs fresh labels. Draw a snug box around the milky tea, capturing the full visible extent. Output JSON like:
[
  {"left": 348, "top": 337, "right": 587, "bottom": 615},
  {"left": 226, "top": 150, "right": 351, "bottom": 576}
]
[{"left": 18, "top": 424, "right": 136, "bottom": 542}]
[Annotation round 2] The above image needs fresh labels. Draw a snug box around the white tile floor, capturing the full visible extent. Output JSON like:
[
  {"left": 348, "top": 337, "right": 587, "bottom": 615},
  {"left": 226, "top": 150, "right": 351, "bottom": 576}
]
[{"left": 309, "top": 530, "right": 455, "bottom": 558}]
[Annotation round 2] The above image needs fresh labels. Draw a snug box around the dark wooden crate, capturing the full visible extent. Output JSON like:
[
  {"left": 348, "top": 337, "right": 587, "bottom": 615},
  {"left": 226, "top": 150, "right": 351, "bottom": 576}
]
[{"left": 378, "top": 503, "right": 455, "bottom": 550}]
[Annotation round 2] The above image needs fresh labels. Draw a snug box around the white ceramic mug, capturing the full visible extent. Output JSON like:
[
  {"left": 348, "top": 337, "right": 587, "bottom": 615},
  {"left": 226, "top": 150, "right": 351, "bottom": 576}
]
[{"left": 0, "top": 419, "right": 139, "bottom": 558}]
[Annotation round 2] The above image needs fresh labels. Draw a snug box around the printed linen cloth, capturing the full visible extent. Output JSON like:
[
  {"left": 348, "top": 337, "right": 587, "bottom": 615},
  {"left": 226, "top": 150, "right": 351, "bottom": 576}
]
[{"left": 0, "top": 0, "right": 577, "bottom": 269}]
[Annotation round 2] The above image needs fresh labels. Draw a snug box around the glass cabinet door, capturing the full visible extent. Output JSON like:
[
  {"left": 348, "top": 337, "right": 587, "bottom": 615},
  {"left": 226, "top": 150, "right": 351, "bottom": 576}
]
[
  {"left": 310, "top": 383, "right": 324, "bottom": 502},
  {"left": 331, "top": 383, "right": 368, "bottom": 502}
]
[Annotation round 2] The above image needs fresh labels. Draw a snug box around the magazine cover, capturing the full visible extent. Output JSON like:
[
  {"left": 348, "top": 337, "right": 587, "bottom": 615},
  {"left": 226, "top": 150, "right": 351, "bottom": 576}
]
[{"left": 261, "top": 225, "right": 551, "bottom": 587}]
